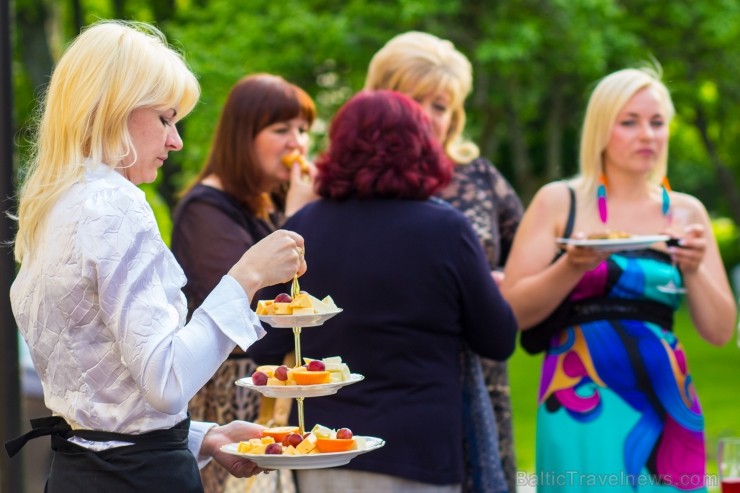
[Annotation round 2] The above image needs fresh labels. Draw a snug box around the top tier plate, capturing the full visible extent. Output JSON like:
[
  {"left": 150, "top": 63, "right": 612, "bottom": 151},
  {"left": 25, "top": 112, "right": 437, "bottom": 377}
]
[
  {"left": 258, "top": 309, "right": 343, "bottom": 328},
  {"left": 556, "top": 235, "right": 670, "bottom": 252}
]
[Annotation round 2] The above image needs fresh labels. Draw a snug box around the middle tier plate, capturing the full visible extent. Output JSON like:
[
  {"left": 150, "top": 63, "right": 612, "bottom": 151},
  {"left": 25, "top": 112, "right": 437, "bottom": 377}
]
[
  {"left": 235, "top": 373, "right": 365, "bottom": 398},
  {"left": 258, "top": 309, "right": 343, "bottom": 328}
]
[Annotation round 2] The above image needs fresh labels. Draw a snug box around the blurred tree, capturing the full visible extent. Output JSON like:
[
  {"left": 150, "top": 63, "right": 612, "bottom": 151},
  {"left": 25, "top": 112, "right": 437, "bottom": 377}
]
[
  {"left": 618, "top": 0, "right": 740, "bottom": 220},
  {"left": 10, "top": 0, "right": 740, "bottom": 227}
]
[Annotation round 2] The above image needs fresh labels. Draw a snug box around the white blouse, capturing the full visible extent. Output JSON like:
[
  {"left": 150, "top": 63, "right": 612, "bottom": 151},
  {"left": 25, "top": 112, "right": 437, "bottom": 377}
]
[{"left": 10, "top": 162, "right": 265, "bottom": 461}]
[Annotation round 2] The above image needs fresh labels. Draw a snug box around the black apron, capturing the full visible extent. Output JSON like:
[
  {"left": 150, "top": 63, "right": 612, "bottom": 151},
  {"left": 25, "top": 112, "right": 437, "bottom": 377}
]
[{"left": 5, "top": 415, "right": 203, "bottom": 493}]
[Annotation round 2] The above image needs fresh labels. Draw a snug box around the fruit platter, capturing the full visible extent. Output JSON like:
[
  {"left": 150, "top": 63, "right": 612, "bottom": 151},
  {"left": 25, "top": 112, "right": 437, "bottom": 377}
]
[
  {"left": 235, "top": 356, "right": 365, "bottom": 398},
  {"left": 256, "top": 291, "right": 342, "bottom": 328},
  {"left": 228, "top": 277, "right": 384, "bottom": 469},
  {"left": 221, "top": 423, "right": 385, "bottom": 469}
]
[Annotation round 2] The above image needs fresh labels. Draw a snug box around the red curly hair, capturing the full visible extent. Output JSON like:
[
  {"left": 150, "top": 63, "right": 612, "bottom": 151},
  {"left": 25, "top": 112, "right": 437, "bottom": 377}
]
[{"left": 315, "top": 90, "right": 451, "bottom": 200}]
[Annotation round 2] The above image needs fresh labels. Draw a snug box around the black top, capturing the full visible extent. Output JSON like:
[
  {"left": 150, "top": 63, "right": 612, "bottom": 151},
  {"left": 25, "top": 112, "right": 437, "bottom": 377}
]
[{"left": 247, "top": 197, "right": 517, "bottom": 485}]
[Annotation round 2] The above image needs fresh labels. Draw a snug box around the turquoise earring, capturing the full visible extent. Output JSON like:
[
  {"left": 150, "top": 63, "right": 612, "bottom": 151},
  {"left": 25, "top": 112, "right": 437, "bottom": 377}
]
[
  {"left": 661, "top": 176, "right": 671, "bottom": 216},
  {"left": 596, "top": 174, "right": 672, "bottom": 224},
  {"left": 597, "top": 172, "right": 608, "bottom": 224}
]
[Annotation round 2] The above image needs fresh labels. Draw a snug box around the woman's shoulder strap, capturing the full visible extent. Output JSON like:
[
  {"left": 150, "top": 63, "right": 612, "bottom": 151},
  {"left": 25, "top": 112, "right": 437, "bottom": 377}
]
[{"left": 563, "top": 182, "right": 576, "bottom": 239}]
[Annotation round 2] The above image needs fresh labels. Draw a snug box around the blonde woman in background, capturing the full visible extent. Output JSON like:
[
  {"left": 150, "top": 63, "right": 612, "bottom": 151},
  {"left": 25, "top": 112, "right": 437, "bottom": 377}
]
[
  {"left": 7, "top": 20, "right": 306, "bottom": 492},
  {"left": 502, "top": 67, "right": 736, "bottom": 492},
  {"left": 365, "top": 31, "right": 524, "bottom": 493}
]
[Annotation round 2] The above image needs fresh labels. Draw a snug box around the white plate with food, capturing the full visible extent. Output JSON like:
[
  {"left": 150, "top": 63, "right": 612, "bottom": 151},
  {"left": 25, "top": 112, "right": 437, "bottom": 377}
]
[
  {"left": 556, "top": 235, "right": 670, "bottom": 251},
  {"left": 258, "top": 309, "right": 343, "bottom": 328},
  {"left": 220, "top": 436, "right": 385, "bottom": 469},
  {"left": 235, "top": 373, "right": 364, "bottom": 398}
]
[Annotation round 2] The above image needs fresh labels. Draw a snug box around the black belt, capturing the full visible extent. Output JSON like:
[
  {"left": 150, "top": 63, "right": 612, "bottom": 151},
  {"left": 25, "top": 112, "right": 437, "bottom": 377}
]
[
  {"left": 520, "top": 298, "right": 674, "bottom": 355},
  {"left": 6, "top": 414, "right": 202, "bottom": 493},
  {"left": 5, "top": 415, "right": 190, "bottom": 458}
]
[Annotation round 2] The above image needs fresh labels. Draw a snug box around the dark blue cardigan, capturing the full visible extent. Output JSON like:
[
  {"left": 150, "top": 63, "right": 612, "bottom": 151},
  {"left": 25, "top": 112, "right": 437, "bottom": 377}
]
[{"left": 247, "top": 197, "right": 517, "bottom": 485}]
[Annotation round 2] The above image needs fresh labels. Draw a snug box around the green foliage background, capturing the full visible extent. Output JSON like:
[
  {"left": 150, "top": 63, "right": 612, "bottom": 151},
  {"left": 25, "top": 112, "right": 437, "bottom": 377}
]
[{"left": 12, "top": 0, "right": 740, "bottom": 225}]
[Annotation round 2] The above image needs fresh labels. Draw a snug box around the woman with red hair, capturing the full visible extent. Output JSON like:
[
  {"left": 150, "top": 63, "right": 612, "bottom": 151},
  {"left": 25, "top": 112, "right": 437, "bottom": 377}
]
[{"left": 247, "top": 90, "right": 517, "bottom": 493}]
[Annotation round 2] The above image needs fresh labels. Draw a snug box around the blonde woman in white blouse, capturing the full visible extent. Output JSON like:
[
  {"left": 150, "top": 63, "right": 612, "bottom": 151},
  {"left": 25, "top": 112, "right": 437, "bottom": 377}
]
[{"left": 7, "top": 20, "right": 306, "bottom": 493}]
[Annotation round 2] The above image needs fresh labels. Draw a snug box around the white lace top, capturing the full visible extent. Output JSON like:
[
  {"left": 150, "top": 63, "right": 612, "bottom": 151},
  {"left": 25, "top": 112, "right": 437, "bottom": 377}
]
[{"left": 10, "top": 162, "right": 265, "bottom": 461}]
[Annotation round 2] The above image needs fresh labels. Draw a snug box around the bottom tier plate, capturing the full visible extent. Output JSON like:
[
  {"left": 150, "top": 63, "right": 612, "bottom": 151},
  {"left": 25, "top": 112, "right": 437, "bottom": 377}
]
[{"left": 220, "top": 436, "right": 385, "bottom": 469}]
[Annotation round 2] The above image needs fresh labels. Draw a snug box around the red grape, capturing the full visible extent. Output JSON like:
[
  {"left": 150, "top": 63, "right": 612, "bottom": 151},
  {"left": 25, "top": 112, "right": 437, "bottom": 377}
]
[
  {"left": 251, "top": 371, "right": 268, "bottom": 386},
  {"left": 282, "top": 433, "right": 303, "bottom": 447},
  {"left": 306, "top": 360, "right": 325, "bottom": 372},
  {"left": 274, "top": 365, "right": 289, "bottom": 381},
  {"left": 336, "top": 428, "right": 353, "bottom": 439},
  {"left": 265, "top": 443, "right": 283, "bottom": 455},
  {"left": 274, "top": 293, "right": 292, "bottom": 303}
]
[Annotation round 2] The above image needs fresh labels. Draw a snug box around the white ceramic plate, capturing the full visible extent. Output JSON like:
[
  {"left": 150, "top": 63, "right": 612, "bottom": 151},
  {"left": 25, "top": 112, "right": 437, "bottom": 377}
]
[
  {"left": 235, "top": 373, "right": 365, "bottom": 398},
  {"left": 556, "top": 235, "right": 670, "bottom": 251},
  {"left": 220, "top": 436, "right": 385, "bottom": 469},
  {"left": 258, "top": 309, "right": 343, "bottom": 328}
]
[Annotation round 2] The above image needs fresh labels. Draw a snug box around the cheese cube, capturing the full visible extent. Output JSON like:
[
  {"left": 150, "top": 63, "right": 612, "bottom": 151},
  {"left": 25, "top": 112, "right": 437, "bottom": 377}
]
[
  {"left": 256, "top": 300, "right": 274, "bottom": 315},
  {"left": 308, "top": 295, "right": 334, "bottom": 313},
  {"left": 321, "top": 295, "right": 338, "bottom": 308},
  {"left": 295, "top": 433, "right": 317, "bottom": 454},
  {"left": 273, "top": 302, "right": 293, "bottom": 315},
  {"left": 291, "top": 307, "right": 315, "bottom": 315},
  {"left": 249, "top": 443, "right": 268, "bottom": 454},
  {"left": 289, "top": 293, "right": 313, "bottom": 309}
]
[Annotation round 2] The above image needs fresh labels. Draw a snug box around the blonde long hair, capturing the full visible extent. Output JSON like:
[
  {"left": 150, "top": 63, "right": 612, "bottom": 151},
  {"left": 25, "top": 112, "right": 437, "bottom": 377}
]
[
  {"left": 573, "top": 66, "right": 675, "bottom": 197},
  {"left": 13, "top": 20, "right": 200, "bottom": 262},
  {"left": 364, "top": 31, "right": 479, "bottom": 164}
]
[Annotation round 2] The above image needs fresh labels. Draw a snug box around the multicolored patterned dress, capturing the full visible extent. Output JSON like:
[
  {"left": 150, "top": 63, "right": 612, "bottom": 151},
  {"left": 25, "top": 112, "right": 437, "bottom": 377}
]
[{"left": 536, "top": 248, "right": 706, "bottom": 492}]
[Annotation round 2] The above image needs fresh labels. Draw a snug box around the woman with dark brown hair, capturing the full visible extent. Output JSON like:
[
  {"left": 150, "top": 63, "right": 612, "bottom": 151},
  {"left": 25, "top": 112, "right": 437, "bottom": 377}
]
[
  {"left": 171, "top": 73, "right": 318, "bottom": 493},
  {"left": 247, "top": 90, "right": 517, "bottom": 493}
]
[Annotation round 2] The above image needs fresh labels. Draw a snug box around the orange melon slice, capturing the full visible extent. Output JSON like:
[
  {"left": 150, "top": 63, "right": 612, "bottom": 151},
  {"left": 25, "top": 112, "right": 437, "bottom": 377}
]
[
  {"left": 291, "top": 369, "right": 331, "bottom": 385},
  {"left": 315, "top": 438, "right": 356, "bottom": 453},
  {"left": 261, "top": 426, "right": 300, "bottom": 443}
]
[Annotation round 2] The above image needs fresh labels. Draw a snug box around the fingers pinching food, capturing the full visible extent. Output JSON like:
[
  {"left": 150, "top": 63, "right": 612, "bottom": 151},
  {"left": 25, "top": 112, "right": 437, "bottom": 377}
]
[{"left": 228, "top": 230, "right": 306, "bottom": 299}]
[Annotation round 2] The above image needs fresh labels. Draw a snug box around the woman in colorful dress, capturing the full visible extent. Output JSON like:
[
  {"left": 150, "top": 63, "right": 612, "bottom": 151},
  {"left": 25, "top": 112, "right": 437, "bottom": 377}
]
[
  {"left": 364, "top": 31, "right": 523, "bottom": 493},
  {"left": 501, "top": 66, "right": 736, "bottom": 492}
]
